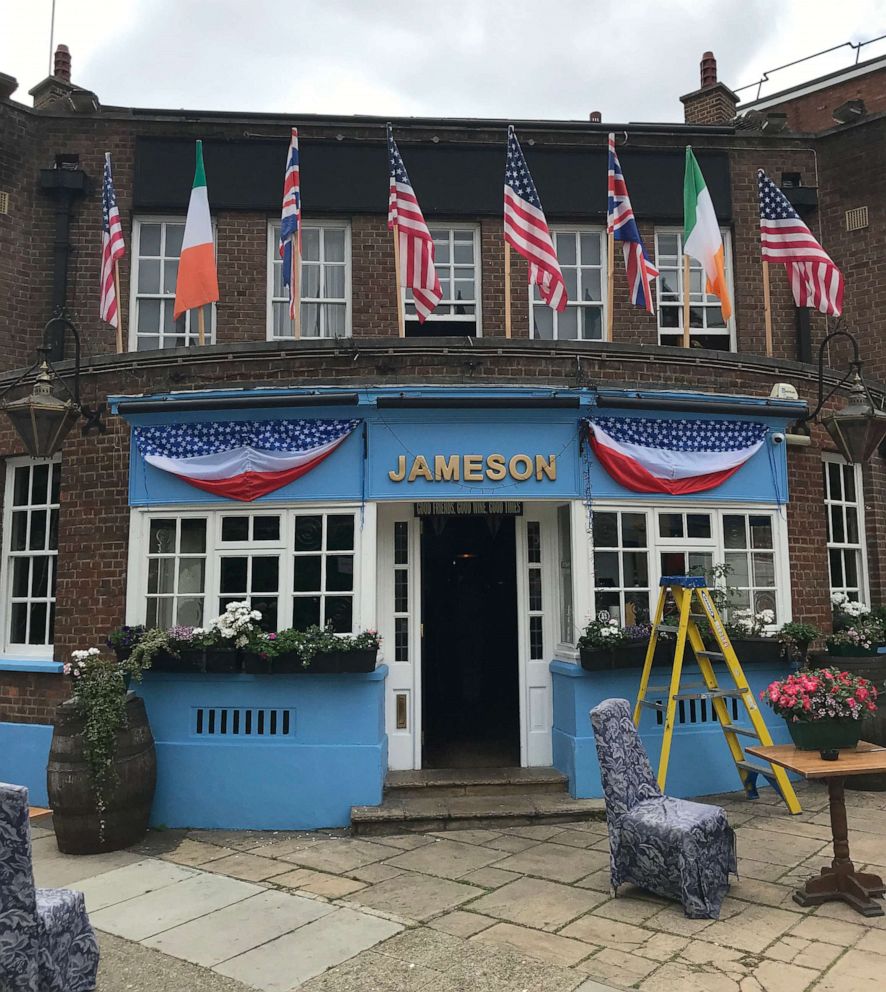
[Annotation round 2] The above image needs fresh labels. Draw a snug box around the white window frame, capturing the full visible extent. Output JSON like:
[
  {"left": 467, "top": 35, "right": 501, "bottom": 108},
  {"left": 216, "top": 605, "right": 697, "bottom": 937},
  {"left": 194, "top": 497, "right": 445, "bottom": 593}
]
[
  {"left": 404, "top": 224, "right": 482, "bottom": 335},
  {"left": 823, "top": 454, "right": 869, "bottom": 604},
  {"left": 266, "top": 220, "right": 352, "bottom": 340},
  {"left": 654, "top": 227, "right": 736, "bottom": 351},
  {"left": 129, "top": 216, "right": 217, "bottom": 351},
  {"left": 126, "top": 504, "right": 366, "bottom": 635},
  {"left": 1, "top": 456, "right": 61, "bottom": 659},
  {"left": 584, "top": 502, "right": 791, "bottom": 632},
  {"left": 529, "top": 226, "right": 607, "bottom": 341}
]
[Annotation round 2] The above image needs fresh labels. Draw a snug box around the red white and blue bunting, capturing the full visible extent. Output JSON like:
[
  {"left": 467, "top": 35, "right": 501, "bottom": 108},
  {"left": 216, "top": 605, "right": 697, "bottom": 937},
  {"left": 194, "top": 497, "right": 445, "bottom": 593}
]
[
  {"left": 133, "top": 419, "right": 360, "bottom": 501},
  {"left": 586, "top": 417, "right": 768, "bottom": 495}
]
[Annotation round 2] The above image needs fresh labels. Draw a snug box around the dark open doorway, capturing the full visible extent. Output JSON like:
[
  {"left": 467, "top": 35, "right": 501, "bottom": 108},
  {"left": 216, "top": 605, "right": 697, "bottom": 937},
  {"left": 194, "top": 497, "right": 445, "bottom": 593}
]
[{"left": 421, "top": 515, "right": 520, "bottom": 768}]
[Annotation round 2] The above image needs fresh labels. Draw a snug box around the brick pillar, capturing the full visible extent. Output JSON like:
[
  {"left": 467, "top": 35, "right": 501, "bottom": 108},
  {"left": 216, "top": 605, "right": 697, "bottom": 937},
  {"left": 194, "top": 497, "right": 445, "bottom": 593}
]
[{"left": 680, "top": 51, "right": 739, "bottom": 125}]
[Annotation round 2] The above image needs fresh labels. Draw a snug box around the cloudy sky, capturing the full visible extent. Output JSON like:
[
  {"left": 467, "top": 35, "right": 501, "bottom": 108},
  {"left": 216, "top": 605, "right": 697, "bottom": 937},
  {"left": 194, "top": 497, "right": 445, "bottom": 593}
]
[{"left": 2, "top": 0, "right": 884, "bottom": 121}]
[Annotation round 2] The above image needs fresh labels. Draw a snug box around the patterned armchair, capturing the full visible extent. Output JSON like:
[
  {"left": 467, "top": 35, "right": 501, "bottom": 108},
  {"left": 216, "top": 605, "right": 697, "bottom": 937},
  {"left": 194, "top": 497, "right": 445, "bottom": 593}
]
[
  {"left": 0, "top": 782, "right": 99, "bottom": 992},
  {"left": 590, "top": 699, "right": 736, "bottom": 919}
]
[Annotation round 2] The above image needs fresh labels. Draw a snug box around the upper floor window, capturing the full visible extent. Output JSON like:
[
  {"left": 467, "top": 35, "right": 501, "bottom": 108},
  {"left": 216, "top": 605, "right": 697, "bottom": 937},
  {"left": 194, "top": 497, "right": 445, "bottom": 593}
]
[
  {"left": 1, "top": 458, "right": 60, "bottom": 657},
  {"left": 268, "top": 221, "right": 351, "bottom": 339},
  {"left": 132, "top": 218, "right": 215, "bottom": 350},
  {"left": 655, "top": 229, "right": 735, "bottom": 351},
  {"left": 406, "top": 226, "right": 480, "bottom": 337},
  {"left": 531, "top": 229, "right": 605, "bottom": 341},
  {"left": 823, "top": 456, "right": 867, "bottom": 603}
]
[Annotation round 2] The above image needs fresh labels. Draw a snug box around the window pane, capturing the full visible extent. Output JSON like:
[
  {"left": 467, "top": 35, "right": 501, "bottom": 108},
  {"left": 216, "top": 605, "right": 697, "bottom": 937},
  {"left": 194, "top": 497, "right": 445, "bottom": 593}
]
[
  {"left": 688, "top": 552, "right": 713, "bottom": 575},
  {"left": 28, "top": 510, "right": 46, "bottom": 550},
  {"left": 623, "top": 552, "right": 648, "bottom": 588},
  {"left": 324, "top": 265, "right": 345, "bottom": 300},
  {"left": 325, "top": 596, "right": 353, "bottom": 632},
  {"left": 327, "top": 515, "right": 354, "bottom": 551},
  {"left": 624, "top": 592, "right": 649, "bottom": 626},
  {"left": 220, "top": 557, "right": 248, "bottom": 594},
  {"left": 12, "top": 558, "right": 29, "bottom": 597},
  {"left": 252, "top": 557, "right": 279, "bottom": 593},
  {"left": 580, "top": 234, "right": 601, "bottom": 265},
  {"left": 293, "top": 596, "right": 321, "bottom": 630},
  {"left": 581, "top": 307, "right": 602, "bottom": 340},
  {"left": 563, "top": 268, "right": 578, "bottom": 300},
  {"left": 50, "top": 465, "right": 61, "bottom": 504},
  {"left": 843, "top": 550, "right": 859, "bottom": 589},
  {"left": 723, "top": 515, "right": 747, "bottom": 549},
  {"left": 302, "top": 303, "right": 320, "bottom": 336},
  {"left": 846, "top": 509, "right": 859, "bottom": 545},
  {"left": 252, "top": 596, "right": 278, "bottom": 631},
  {"left": 253, "top": 516, "right": 281, "bottom": 542},
  {"left": 138, "top": 259, "right": 161, "bottom": 294},
  {"left": 557, "top": 235, "right": 576, "bottom": 265},
  {"left": 842, "top": 465, "right": 856, "bottom": 503},
  {"left": 149, "top": 519, "right": 177, "bottom": 553},
  {"left": 293, "top": 555, "right": 321, "bottom": 591},
  {"left": 163, "top": 260, "right": 178, "bottom": 295},
  {"left": 827, "top": 462, "right": 842, "bottom": 499},
  {"left": 302, "top": 264, "right": 321, "bottom": 299},
  {"left": 592, "top": 512, "right": 619, "bottom": 548},
  {"left": 394, "top": 521, "right": 408, "bottom": 565},
  {"left": 659, "top": 513, "right": 684, "bottom": 538},
  {"left": 595, "top": 592, "right": 620, "bottom": 622},
  {"left": 11, "top": 512, "right": 27, "bottom": 551},
  {"left": 180, "top": 518, "right": 207, "bottom": 553},
  {"left": 222, "top": 517, "right": 250, "bottom": 542},
  {"left": 829, "top": 548, "right": 844, "bottom": 585},
  {"left": 178, "top": 558, "right": 205, "bottom": 594},
  {"left": 830, "top": 506, "right": 845, "bottom": 543},
  {"left": 594, "top": 551, "right": 620, "bottom": 588},
  {"left": 324, "top": 304, "right": 346, "bottom": 336},
  {"left": 28, "top": 604, "right": 47, "bottom": 644},
  {"left": 137, "top": 299, "right": 162, "bottom": 333},
  {"left": 532, "top": 307, "right": 553, "bottom": 339},
  {"left": 177, "top": 597, "right": 204, "bottom": 627},
  {"left": 324, "top": 229, "right": 345, "bottom": 262},
  {"left": 581, "top": 269, "right": 602, "bottom": 301},
  {"left": 528, "top": 569, "right": 542, "bottom": 611},
  {"left": 139, "top": 224, "right": 162, "bottom": 256},
  {"left": 327, "top": 555, "right": 354, "bottom": 591},
  {"left": 557, "top": 307, "right": 578, "bottom": 340},
  {"left": 148, "top": 557, "right": 175, "bottom": 595},
  {"left": 621, "top": 513, "right": 647, "bottom": 548},
  {"left": 749, "top": 516, "right": 774, "bottom": 549},
  {"left": 752, "top": 553, "right": 775, "bottom": 587},
  {"left": 31, "top": 464, "right": 49, "bottom": 504},
  {"left": 687, "top": 514, "right": 711, "bottom": 539},
  {"left": 295, "top": 516, "right": 323, "bottom": 551},
  {"left": 724, "top": 552, "right": 749, "bottom": 587},
  {"left": 13, "top": 468, "right": 30, "bottom": 505},
  {"left": 302, "top": 228, "right": 320, "bottom": 261},
  {"left": 10, "top": 603, "right": 27, "bottom": 643}
]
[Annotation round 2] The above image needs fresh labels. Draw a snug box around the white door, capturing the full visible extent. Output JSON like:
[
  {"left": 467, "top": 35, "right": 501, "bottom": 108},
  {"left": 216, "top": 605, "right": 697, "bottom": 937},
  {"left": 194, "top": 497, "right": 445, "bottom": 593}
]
[
  {"left": 517, "top": 507, "right": 555, "bottom": 766},
  {"left": 377, "top": 504, "right": 421, "bottom": 770}
]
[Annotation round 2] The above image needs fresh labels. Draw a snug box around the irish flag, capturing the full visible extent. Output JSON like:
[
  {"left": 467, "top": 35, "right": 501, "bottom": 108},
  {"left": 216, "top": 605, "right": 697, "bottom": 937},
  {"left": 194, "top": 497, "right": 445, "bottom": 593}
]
[
  {"left": 174, "top": 140, "right": 219, "bottom": 319},
  {"left": 683, "top": 147, "right": 732, "bottom": 321}
]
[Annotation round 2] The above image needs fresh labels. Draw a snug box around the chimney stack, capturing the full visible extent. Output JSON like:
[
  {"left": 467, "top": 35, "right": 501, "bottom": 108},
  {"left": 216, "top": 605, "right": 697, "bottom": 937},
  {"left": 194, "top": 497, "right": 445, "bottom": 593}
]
[
  {"left": 679, "top": 50, "right": 738, "bottom": 125},
  {"left": 589, "top": 111, "right": 602, "bottom": 123},
  {"left": 54, "top": 45, "right": 71, "bottom": 82}
]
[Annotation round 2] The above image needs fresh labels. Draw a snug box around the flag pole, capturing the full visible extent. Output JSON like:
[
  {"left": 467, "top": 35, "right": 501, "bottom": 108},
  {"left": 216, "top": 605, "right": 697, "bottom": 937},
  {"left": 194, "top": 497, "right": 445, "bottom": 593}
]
[
  {"left": 504, "top": 241, "right": 512, "bottom": 338},
  {"left": 292, "top": 245, "right": 302, "bottom": 339},
  {"left": 113, "top": 260, "right": 123, "bottom": 353},
  {"left": 681, "top": 254, "right": 691, "bottom": 348},
  {"left": 762, "top": 260, "right": 773, "bottom": 357},
  {"left": 393, "top": 224, "right": 405, "bottom": 336},
  {"left": 606, "top": 230, "right": 615, "bottom": 342},
  {"left": 196, "top": 306, "right": 206, "bottom": 346}
]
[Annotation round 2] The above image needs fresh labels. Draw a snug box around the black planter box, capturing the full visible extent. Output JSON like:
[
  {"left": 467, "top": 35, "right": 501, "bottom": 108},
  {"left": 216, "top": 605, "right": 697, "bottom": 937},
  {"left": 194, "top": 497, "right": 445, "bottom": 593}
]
[
  {"left": 242, "top": 652, "right": 274, "bottom": 674},
  {"left": 579, "top": 640, "right": 669, "bottom": 672},
  {"left": 730, "top": 638, "right": 784, "bottom": 666},
  {"left": 149, "top": 648, "right": 205, "bottom": 672},
  {"left": 271, "top": 648, "right": 378, "bottom": 674},
  {"left": 203, "top": 648, "right": 240, "bottom": 673}
]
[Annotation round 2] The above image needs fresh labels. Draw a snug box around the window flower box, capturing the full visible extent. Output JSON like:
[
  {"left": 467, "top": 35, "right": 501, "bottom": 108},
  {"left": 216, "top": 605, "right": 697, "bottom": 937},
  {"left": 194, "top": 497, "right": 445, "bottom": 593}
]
[{"left": 270, "top": 648, "right": 378, "bottom": 674}]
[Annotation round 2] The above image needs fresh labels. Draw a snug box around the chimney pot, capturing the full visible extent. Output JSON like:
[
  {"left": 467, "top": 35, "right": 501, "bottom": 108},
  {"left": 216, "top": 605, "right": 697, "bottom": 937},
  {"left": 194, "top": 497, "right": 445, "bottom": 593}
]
[
  {"left": 54, "top": 44, "right": 71, "bottom": 82},
  {"left": 589, "top": 111, "right": 602, "bottom": 123},
  {"left": 700, "top": 50, "right": 717, "bottom": 89}
]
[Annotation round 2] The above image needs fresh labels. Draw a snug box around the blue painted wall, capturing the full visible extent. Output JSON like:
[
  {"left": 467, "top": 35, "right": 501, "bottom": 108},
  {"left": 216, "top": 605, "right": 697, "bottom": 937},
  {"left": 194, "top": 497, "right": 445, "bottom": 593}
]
[
  {"left": 0, "top": 722, "right": 53, "bottom": 806},
  {"left": 137, "top": 666, "right": 388, "bottom": 830},
  {"left": 551, "top": 660, "right": 793, "bottom": 801}
]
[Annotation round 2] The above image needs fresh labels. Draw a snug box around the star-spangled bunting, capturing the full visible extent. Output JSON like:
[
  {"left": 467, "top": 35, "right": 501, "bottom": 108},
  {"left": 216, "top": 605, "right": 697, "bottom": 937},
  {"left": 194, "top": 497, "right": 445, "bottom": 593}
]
[
  {"left": 387, "top": 125, "right": 442, "bottom": 323},
  {"left": 100, "top": 152, "right": 125, "bottom": 328},
  {"left": 591, "top": 417, "right": 768, "bottom": 451},
  {"left": 607, "top": 134, "right": 658, "bottom": 314},
  {"left": 134, "top": 419, "right": 360, "bottom": 458},
  {"left": 757, "top": 169, "right": 844, "bottom": 317},
  {"left": 504, "top": 126, "right": 567, "bottom": 311}
]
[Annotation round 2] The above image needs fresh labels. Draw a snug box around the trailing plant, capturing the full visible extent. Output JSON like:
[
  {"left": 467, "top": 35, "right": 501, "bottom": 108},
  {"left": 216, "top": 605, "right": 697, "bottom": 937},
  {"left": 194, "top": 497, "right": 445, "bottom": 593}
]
[
  {"left": 125, "top": 626, "right": 170, "bottom": 674},
  {"left": 778, "top": 621, "right": 822, "bottom": 668},
  {"left": 760, "top": 667, "right": 878, "bottom": 723}
]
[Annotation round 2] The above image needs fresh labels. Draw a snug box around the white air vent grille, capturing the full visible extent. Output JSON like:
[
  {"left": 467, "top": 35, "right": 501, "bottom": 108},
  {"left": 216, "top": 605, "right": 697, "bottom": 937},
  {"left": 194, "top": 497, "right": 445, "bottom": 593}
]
[
  {"left": 845, "top": 206, "right": 869, "bottom": 231},
  {"left": 0, "top": 192, "right": 8, "bottom": 215},
  {"left": 192, "top": 706, "right": 295, "bottom": 738}
]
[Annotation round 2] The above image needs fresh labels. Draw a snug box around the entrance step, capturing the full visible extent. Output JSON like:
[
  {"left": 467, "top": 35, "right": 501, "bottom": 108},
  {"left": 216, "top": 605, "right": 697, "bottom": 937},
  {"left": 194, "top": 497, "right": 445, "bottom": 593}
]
[{"left": 351, "top": 767, "right": 605, "bottom": 835}]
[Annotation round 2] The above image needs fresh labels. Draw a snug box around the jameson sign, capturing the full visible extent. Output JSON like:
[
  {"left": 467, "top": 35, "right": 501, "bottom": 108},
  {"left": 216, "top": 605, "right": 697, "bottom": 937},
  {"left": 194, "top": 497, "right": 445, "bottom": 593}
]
[{"left": 414, "top": 501, "right": 524, "bottom": 517}]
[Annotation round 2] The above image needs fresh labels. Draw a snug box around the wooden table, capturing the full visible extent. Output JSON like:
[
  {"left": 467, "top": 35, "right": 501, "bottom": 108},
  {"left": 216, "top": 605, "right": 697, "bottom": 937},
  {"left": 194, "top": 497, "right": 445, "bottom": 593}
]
[{"left": 746, "top": 741, "right": 886, "bottom": 917}]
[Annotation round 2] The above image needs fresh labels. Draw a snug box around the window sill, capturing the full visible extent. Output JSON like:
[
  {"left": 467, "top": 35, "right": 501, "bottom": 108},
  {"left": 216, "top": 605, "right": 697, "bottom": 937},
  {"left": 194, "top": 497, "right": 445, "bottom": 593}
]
[{"left": 0, "top": 659, "right": 64, "bottom": 674}]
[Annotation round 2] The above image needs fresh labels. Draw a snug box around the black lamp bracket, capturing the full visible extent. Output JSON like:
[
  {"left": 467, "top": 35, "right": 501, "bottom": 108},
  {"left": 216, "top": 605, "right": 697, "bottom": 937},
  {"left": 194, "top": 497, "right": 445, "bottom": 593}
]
[{"left": 796, "top": 324, "right": 880, "bottom": 426}]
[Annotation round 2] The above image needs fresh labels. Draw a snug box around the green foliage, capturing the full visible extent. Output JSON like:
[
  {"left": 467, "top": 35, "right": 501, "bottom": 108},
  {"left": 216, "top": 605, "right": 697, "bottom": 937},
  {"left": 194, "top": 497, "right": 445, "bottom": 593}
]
[
  {"left": 264, "top": 623, "right": 381, "bottom": 668},
  {"left": 125, "top": 627, "right": 169, "bottom": 675}
]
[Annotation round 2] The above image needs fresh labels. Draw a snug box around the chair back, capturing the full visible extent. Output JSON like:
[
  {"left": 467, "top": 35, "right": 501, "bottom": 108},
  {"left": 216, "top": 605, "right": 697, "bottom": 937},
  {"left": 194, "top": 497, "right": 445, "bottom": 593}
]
[
  {"left": 0, "top": 782, "right": 37, "bottom": 939},
  {"left": 590, "top": 698, "right": 661, "bottom": 822}
]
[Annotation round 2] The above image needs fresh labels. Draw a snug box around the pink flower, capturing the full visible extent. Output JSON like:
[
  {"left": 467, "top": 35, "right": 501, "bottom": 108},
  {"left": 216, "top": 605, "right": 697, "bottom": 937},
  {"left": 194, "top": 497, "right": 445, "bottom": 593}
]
[{"left": 857, "top": 687, "right": 869, "bottom": 701}]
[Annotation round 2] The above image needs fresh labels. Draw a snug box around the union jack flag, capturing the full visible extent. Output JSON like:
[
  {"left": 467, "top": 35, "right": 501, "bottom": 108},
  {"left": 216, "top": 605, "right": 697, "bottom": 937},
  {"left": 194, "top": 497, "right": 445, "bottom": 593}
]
[
  {"left": 279, "top": 128, "right": 302, "bottom": 319},
  {"left": 607, "top": 134, "right": 658, "bottom": 315},
  {"left": 99, "top": 152, "right": 125, "bottom": 327},
  {"left": 387, "top": 125, "right": 442, "bottom": 323},
  {"left": 757, "top": 169, "right": 843, "bottom": 316},
  {"left": 504, "top": 126, "right": 566, "bottom": 311}
]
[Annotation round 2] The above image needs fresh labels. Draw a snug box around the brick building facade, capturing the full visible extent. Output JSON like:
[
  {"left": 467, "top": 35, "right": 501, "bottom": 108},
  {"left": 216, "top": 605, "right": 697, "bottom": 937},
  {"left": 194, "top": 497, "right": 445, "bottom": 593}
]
[{"left": 0, "top": 48, "right": 884, "bottom": 822}]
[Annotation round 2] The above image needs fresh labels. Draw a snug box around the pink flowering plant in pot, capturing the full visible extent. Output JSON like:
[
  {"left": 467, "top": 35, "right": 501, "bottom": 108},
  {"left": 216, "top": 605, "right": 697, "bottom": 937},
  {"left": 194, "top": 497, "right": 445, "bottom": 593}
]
[{"left": 761, "top": 666, "right": 878, "bottom": 751}]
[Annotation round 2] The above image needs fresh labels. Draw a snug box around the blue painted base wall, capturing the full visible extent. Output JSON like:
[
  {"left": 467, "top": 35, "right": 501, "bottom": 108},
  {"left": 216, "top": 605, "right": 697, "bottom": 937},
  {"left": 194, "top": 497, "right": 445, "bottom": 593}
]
[
  {"left": 0, "top": 722, "right": 53, "bottom": 806},
  {"left": 551, "top": 660, "right": 793, "bottom": 800},
  {"left": 137, "top": 666, "right": 389, "bottom": 830}
]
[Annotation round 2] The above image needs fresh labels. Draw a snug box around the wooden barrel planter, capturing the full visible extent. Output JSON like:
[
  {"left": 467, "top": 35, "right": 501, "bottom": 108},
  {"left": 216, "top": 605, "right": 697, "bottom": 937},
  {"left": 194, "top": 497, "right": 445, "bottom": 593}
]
[{"left": 47, "top": 694, "right": 157, "bottom": 854}]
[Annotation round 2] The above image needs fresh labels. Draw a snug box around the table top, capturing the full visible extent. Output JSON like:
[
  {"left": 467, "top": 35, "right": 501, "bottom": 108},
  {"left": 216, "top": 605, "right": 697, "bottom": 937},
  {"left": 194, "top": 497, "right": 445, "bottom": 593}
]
[{"left": 746, "top": 741, "right": 886, "bottom": 778}]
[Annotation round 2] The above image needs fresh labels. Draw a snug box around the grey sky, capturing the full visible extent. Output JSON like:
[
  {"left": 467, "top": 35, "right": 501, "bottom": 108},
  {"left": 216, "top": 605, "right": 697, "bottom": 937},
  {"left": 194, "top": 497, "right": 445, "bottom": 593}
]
[{"left": 3, "top": 0, "right": 885, "bottom": 122}]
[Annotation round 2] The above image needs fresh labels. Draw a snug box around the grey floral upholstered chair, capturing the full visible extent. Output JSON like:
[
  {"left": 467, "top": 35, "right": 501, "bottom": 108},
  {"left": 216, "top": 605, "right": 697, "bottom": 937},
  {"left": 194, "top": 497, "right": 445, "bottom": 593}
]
[
  {"left": 589, "top": 698, "right": 736, "bottom": 919},
  {"left": 0, "top": 782, "right": 99, "bottom": 992}
]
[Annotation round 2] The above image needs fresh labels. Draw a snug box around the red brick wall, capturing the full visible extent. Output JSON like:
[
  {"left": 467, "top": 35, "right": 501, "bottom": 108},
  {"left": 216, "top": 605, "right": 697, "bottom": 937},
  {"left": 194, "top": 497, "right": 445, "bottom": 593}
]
[
  {"left": 0, "top": 671, "right": 68, "bottom": 724},
  {"left": 756, "top": 65, "right": 886, "bottom": 134},
  {"left": 681, "top": 85, "right": 739, "bottom": 125}
]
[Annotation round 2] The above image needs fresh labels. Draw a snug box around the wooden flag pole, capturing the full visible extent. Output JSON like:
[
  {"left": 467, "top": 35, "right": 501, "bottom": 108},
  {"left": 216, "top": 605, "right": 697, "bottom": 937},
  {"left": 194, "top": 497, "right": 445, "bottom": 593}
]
[
  {"left": 504, "top": 241, "right": 512, "bottom": 338},
  {"left": 762, "top": 260, "right": 773, "bottom": 357},
  {"left": 606, "top": 230, "right": 615, "bottom": 342},
  {"left": 682, "top": 254, "right": 691, "bottom": 348},
  {"left": 197, "top": 306, "right": 206, "bottom": 346},
  {"left": 113, "top": 260, "right": 124, "bottom": 354},
  {"left": 292, "top": 244, "right": 302, "bottom": 339},
  {"left": 393, "top": 224, "right": 405, "bottom": 337}
]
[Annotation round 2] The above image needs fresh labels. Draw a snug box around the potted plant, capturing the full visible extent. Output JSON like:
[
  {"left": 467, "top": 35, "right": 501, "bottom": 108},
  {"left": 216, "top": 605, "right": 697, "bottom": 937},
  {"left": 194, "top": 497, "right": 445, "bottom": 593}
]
[
  {"left": 268, "top": 623, "right": 380, "bottom": 673},
  {"left": 760, "top": 666, "right": 879, "bottom": 751},
  {"left": 724, "top": 608, "right": 784, "bottom": 665},
  {"left": 107, "top": 625, "right": 146, "bottom": 662},
  {"left": 578, "top": 615, "right": 628, "bottom": 671},
  {"left": 195, "top": 601, "right": 265, "bottom": 672},
  {"left": 778, "top": 621, "right": 822, "bottom": 669},
  {"left": 48, "top": 648, "right": 156, "bottom": 853}
]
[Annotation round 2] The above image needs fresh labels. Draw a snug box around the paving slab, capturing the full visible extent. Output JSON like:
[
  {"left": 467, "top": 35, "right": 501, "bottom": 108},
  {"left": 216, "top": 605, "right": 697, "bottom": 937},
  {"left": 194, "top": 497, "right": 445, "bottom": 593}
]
[
  {"left": 576, "top": 946, "right": 658, "bottom": 985},
  {"left": 213, "top": 906, "right": 402, "bottom": 991},
  {"left": 732, "top": 825, "right": 828, "bottom": 867},
  {"left": 695, "top": 901, "right": 801, "bottom": 953},
  {"left": 472, "top": 921, "right": 594, "bottom": 966},
  {"left": 89, "top": 871, "right": 263, "bottom": 940},
  {"left": 493, "top": 841, "right": 609, "bottom": 883},
  {"left": 159, "top": 838, "right": 239, "bottom": 867},
  {"left": 383, "top": 837, "right": 504, "bottom": 879},
  {"left": 30, "top": 835, "right": 142, "bottom": 888},
  {"left": 279, "top": 837, "right": 399, "bottom": 873},
  {"left": 429, "top": 909, "right": 497, "bottom": 937},
  {"left": 461, "top": 866, "right": 522, "bottom": 889},
  {"left": 809, "top": 946, "right": 886, "bottom": 992},
  {"left": 204, "top": 851, "right": 295, "bottom": 882},
  {"left": 560, "top": 914, "right": 656, "bottom": 953},
  {"left": 470, "top": 876, "right": 605, "bottom": 932},
  {"left": 72, "top": 859, "right": 198, "bottom": 911},
  {"left": 345, "top": 871, "right": 485, "bottom": 922},
  {"left": 142, "top": 888, "right": 333, "bottom": 966}
]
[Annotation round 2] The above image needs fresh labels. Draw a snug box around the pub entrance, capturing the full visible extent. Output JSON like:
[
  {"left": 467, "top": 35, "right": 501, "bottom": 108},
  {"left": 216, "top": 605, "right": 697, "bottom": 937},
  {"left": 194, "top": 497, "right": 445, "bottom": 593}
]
[{"left": 420, "top": 514, "right": 520, "bottom": 768}]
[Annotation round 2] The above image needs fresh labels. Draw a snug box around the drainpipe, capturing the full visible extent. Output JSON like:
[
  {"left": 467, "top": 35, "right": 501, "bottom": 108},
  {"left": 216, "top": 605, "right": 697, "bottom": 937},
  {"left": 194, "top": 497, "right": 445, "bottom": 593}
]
[{"left": 39, "top": 155, "right": 87, "bottom": 361}]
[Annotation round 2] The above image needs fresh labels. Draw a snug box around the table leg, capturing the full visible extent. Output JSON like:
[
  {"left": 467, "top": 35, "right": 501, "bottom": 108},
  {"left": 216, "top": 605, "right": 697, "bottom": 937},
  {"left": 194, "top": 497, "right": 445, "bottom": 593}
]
[{"left": 793, "top": 776, "right": 885, "bottom": 917}]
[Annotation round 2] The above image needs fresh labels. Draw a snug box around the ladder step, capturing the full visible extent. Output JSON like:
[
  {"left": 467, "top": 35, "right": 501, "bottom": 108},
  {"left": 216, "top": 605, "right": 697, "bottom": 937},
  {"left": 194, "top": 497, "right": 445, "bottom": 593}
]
[
  {"left": 696, "top": 650, "right": 726, "bottom": 660},
  {"left": 735, "top": 760, "right": 779, "bottom": 778},
  {"left": 656, "top": 624, "right": 682, "bottom": 634},
  {"left": 673, "top": 689, "right": 746, "bottom": 701},
  {"left": 638, "top": 699, "right": 665, "bottom": 712},
  {"left": 722, "top": 725, "right": 761, "bottom": 740},
  {"left": 689, "top": 613, "right": 709, "bottom": 621}
]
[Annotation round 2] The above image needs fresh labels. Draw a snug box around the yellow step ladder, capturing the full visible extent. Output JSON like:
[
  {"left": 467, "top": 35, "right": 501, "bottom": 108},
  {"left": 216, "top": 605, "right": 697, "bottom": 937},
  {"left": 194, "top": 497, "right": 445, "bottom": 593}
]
[{"left": 633, "top": 576, "right": 801, "bottom": 815}]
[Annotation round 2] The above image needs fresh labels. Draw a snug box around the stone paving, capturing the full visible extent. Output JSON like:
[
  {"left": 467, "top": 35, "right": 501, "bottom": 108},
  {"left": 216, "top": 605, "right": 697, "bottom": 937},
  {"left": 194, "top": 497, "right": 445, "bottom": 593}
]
[{"left": 31, "top": 780, "right": 886, "bottom": 991}]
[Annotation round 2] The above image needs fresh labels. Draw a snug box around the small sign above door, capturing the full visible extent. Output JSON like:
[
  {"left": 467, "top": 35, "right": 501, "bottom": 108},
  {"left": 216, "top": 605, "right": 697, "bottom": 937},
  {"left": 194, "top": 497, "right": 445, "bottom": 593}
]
[{"left": 414, "top": 500, "right": 524, "bottom": 517}]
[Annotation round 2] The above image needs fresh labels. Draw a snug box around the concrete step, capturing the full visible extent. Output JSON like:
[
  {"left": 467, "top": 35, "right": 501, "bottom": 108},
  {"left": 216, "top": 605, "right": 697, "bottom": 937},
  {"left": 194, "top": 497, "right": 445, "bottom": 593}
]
[
  {"left": 351, "top": 791, "right": 606, "bottom": 836},
  {"left": 384, "top": 766, "right": 569, "bottom": 799}
]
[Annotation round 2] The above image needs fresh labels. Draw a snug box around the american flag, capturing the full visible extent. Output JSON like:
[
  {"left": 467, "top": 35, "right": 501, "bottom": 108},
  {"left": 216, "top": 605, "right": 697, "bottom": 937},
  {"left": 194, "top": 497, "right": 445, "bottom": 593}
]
[
  {"left": 607, "top": 134, "right": 658, "bottom": 315},
  {"left": 99, "top": 152, "right": 125, "bottom": 327},
  {"left": 279, "top": 128, "right": 302, "bottom": 319},
  {"left": 504, "top": 126, "right": 566, "bottom": 312},
  {"left": 387, "top": 125, "right": 441, "bottom": 323},
  {"left": 758, "top": 169, "right": 843, "bottom": 316}
]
